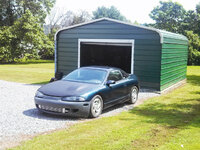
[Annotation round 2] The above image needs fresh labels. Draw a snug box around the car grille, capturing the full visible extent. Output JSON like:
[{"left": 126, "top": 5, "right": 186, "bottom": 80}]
[
  {"left": 37, "top": 104, "right": 69, "bottom": 113},
  {"left": 43, "top": 95, "right": 61, "bottom": 100}
]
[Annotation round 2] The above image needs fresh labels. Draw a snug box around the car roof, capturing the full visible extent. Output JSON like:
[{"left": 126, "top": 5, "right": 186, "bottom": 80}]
[{"left": 81, "top": 66, "right": 120, "bottom": 71}]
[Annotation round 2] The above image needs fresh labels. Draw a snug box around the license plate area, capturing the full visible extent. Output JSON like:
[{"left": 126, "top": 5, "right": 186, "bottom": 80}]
[{"left": 37, "top": 104, "right": 70, "bottom": 113}]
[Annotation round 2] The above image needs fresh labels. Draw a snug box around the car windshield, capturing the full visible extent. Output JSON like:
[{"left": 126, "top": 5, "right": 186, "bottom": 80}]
[{"left": 62, "top": 68, "right": 107, "bottom": 84}]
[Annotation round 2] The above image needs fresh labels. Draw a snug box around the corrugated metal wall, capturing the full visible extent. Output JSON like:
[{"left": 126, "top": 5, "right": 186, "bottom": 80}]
[
  {"left": 56, "top": 20, "right": 161, "bottom": 90},
  {"left": 160, "top": 34, "right": 188, "bottom": 90}
]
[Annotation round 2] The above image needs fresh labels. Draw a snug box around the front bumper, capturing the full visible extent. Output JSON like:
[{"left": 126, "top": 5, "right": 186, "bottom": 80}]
[{"left": 34, "top": 97, "right": 91, "bottom": 117}]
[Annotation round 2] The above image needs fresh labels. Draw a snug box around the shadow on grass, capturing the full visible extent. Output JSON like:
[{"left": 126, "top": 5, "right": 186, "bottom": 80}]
[
  {"left": 190, "top": 91, "right": 200, "bottom": 95},
  {"left": 187, "top": 75, "right": 200, "bottom": 86},
  {"left": 125, "top": 100, "right": 200, "bottom": 128}
]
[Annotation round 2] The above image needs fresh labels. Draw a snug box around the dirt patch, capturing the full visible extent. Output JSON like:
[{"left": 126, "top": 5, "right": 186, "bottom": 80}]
[{"left": 131, "top": 125, "right": 179, "bottom": 150}]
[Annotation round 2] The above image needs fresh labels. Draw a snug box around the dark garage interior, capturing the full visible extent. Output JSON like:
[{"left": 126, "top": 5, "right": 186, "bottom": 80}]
[{"left": 80, "top": 43, "right": 132, "bottom": 73}]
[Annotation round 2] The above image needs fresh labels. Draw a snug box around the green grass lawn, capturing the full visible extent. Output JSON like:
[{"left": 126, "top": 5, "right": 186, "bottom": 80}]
[
  {"left": 9, "top": 66, "right": 200, "bottom": 150},
  {"left": 0, "top": 63, "right": 54, "bottom": 84}
]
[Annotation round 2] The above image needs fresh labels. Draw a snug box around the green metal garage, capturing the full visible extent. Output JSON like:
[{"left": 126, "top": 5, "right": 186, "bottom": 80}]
[{"left": 55, "top": 18, "right": 188, "bottom": 91}]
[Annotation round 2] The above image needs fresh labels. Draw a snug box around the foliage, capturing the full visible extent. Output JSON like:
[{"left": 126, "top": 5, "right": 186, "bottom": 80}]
[
  {"left": 0, "top": 0, "right": 55, "bottom": 26},
  {"left": 70, "top": 11, "right": 91, "bottom": 26},
  {"left": 182, "top": 9, "right": 200, "bottom": 35},
  {"left": 149, "top": 1, "right": 186, "bottom": 33},
  {"left": 15, "top": 59, "right": 54, "bottom": 64},
  {"left": 0, "top": 10, "right": 54, "bottom": 63},
  {"left": 9, "top": 66, "right": 200, "bottom": 150},
  {"left": 186, "top": 31, "right": 200, "bottom": 65},
  {"left": 0, "top": 63, "right": 54, "bottom": 84},
  {"left": 0, "top": 1, "right": 17, "bottom": 26},
  {"left": 133, "top": 20, "right": 140, "bottom": 25},
  {"left": 47, "top": 28, "right": 57, "bottom": 41},
  {"left": 0, "top": 27, "right": 15, "bottom": 62},
  {"left": 93, "top": 6, "right": 128, "bottom": 21}
]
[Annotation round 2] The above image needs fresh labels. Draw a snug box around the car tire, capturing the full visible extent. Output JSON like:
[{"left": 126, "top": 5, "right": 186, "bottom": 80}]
[
  {"left": 129, "top": 86, "right": 139, "bottom": 104},
  {"left": 89, "top": 95, "right": 103, "bottom": 118}
]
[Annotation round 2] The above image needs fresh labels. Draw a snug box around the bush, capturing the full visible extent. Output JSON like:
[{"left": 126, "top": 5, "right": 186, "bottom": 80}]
[{"left": 16, "top": 59, "right": 54, "bottom": 64}]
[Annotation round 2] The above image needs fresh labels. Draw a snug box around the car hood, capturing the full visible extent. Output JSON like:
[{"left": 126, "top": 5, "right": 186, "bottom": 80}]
[{"left": 38, "top": 80, "right": 101, "bottom": 97}]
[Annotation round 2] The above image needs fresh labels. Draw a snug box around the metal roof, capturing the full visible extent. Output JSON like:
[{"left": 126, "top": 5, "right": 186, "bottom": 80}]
[{"left": 55, "top": 18, "right": 188, "bottom": 43}]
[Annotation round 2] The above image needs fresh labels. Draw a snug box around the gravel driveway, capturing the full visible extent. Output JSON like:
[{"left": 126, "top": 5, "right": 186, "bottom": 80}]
[{"left": 0, "top": 80, "right": 159, "bottom": 149}]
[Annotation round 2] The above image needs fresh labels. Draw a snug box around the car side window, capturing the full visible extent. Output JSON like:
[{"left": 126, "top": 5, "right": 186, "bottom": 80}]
[
  {"left": 120, "top": 70, "right": 129, "bottom": 78},
  {"left": 107, "top": 70, "right": 123, "bottom": 82}
]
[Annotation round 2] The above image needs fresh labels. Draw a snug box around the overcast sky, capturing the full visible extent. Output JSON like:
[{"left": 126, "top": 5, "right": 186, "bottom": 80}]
[{"left": 53, "top": 0, "right": 199, "bottom": 24}]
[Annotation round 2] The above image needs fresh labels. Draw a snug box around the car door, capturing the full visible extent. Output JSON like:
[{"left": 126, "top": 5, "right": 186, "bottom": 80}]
[
  {"left": 104, "top": 70, "right": 128, "bottom": 107},
  {"left": 120, "top": 69, "right": 131, "bottom": 95}
]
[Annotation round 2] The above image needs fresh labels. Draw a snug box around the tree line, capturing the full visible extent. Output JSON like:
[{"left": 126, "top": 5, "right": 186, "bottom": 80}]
[{"left": 0, "top": 1, "right": 199, "bottom": 65}]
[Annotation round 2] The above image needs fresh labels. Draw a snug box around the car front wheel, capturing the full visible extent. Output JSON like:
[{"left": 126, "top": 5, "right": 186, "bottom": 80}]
[
  {"left": 89, "top": 95, "right": 103, "bottom": 118},
  {"left": 129, "top": 86, "right": 138, "bottom": 104}
]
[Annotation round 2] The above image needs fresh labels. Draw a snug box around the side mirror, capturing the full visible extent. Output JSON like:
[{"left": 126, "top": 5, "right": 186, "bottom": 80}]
[
  {"left": 49, "top": 77, "right": 56, "bottom": 83},
  {"left": 55, "top": 72, "right": 63, "bottom": 80},
  {"left": 106, "top": 80, "right": 116, "bottom": 86}
]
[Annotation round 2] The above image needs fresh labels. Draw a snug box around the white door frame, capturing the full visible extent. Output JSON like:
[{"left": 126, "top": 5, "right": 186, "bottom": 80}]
[{"left": 78, "top": 39, "right": 135, "bottom": 74}]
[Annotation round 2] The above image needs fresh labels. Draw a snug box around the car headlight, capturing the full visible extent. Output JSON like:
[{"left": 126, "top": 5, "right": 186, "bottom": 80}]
[
  {"left": 35, "top": 91, "right": 44, "bottom": 98},
  {"left": 61, "top": 96, "right": 85, "bottom": 101}
]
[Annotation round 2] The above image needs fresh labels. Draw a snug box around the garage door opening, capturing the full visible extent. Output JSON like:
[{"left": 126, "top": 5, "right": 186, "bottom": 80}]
[{"left": 78, "top": 39, "right": 134, "bottom": 73}]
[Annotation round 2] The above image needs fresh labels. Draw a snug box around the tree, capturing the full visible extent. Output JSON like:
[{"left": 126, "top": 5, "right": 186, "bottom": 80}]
[
  {"left": 0, "top": 10, "right": 54, "bottom": 62},
  {"left": 46, "top": 10, "right": 91, "bottom": 41},
  {"left": 182, "top": 4, "right": 200, "bottom": 35},
  {"left": 182, "top": 11, "right": 200, "bottom": 35},
  {"left": 186, "top": 31, "right": 200, "bottom": 65},
  {"left": 149, "top": 1, "right": 186, "bottom": 33},
  {"left": 0, "top": 0, "right": 17, "bottom": 26},
  {"left": 93, "top": 6, "right": 127, "bottom": 21},
  {"left": 0, "top": 27, "right": 15, "bottom": 62},
  {"left": 196, "top": 2, "right": 200, "bottom": 14},
  {"left": 45, "top": 7, "right": 67, "bottom": 35},
  {"left": 60, "top": 10, "right": 91, "bottom": 28},
  {"left": 0, "top": 0, "right": 55, "bottom": 26}
]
